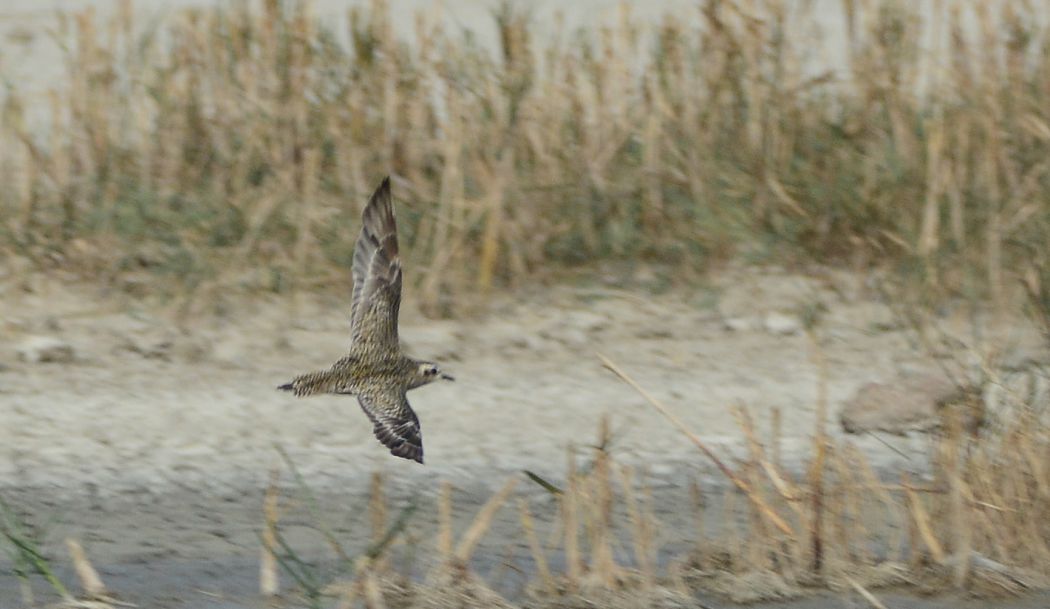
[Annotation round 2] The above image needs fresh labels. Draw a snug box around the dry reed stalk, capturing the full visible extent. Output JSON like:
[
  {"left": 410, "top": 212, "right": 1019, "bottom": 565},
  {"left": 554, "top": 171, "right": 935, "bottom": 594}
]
[
  {"left": 260, "top": 467, "right": 280, "bottom": 596},
  {"left": 723, "top": 482, "right": 741, "bottom": 568},
  {"left": 65, "top": 538, "right": 108, "bottom": 599},
  {"left": 845, "top": 575, "right": 890, "bottom": 609},
  {"left": 641, "top": 470, "right": 660, "bottom": 573},
  {"left": 290, "top": 146, "right": 320, "bottom": 304},
  {"left": 967, "top": 452, "right": 1011, "bottom": 562},
  {"left": 4, "top": 0, "right": 1050, "bottom": 321},
  {"left": 438, "top": 481, "right": 453, "bottom": 560},
  {"left": 771, "top": 407, "right": 782, "bottom": 469},
  {"left": 13, "top": 121, "right": 36, "bottom": 240},
  {"left": 642, "top": 74, "right": 665, "bottom": 233},
  {"left": 734, "top": 405, "right": 776, "bottom": 570},
  {"left": 453, "top": 477, "right": 518, "bottom": 564},
  {"left": 853, "top": 442, "right": 908, "bottom": 563},
  {"left": 918, "top": 114, "right": 946, "bottom": 259},
  {"left": 362, "top": 567, "right": 387, "bottom": 609},
  {"left": 598, "top": 353, "right": 795, "bottom": 538},
  {"left": 805, "top": 326, "right": 830, "bottom": 573},
  {"left": 903, "top": 474, "right": 945, "bottom": 563},
  {"left": 844, "top": 447, "right": 880, "bottom": 565},
  {"left": 822, "top": 448, "right": 846, "bottom": 566},
  {"left": 939, "top": 412, "right": 972, "bottom": 586},
  {"left": 518, "top": 498, "right": 554, "bottom": 594},
  {"left": 618, "top": 466, "right": 655, "bottom": 587},
  {"left": 370, "top": 472, "right": 389, "bottom": 574},
  {"left": 588, "top": 417, "right": 619, "bottom": 586},
  {"left": 689, "top": 476, "right": 706, "bottom": 539},
  {"left": 420, "top": 87, "right": 466, "bottom": 310},
  {"left": 564, "top": 446, "right": 582, "bottom": 587},
  {"left": 476, "top": 151, "right": 515, "bottom": 294},
  {"left": 737, "top": 404, "right": 804, "bottom": 522},
  {"left": 903, "top": 492, "right": 925, "bottom": 568},
  {"left": 841, "top": 447, "right": 870, "bottom": 565},
  {"left": 335, "top": 581, "right": 360, "bottom": 609},
  {"left": 995, "top": 446, "right": 1028, "bottom": 559},
  {"left": 759, "top": 460, "right": 803, "bottom": 513}
]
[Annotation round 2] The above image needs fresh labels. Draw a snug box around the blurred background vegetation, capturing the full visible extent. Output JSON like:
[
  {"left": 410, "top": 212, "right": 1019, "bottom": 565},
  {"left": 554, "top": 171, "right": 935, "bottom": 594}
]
[{"left": 1, "top": 0, "right": 1048, "bottom": 319}]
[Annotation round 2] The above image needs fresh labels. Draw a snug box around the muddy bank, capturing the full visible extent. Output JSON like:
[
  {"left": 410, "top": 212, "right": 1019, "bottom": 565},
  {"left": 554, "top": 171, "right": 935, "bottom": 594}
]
[{"left": 1, "top": 268, "right": 1048, "bottom": 607}]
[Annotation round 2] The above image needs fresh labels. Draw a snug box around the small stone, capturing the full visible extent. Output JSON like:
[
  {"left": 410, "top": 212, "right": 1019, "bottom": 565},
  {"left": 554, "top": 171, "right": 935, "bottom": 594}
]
[
  {"left": 564, "top": 311, "right": 609, "bottom": 333},
  {"left": 120, "top": 276, "right": 151, "bottom": 298},
  {"left": 510, "top": 334, "right": 546, "bottom": 352},
  {"left": 173, "top": 336, "right": 212, "bottom": 363},
  {"left": 840, "top": 373, "right": 963, "bottom": 435},
  {"left": 723, "top": 317, "right": 754, "bottom": 332},
  {"left": 118, "top": 335, "right": 175, "bottom": 361},
  {"left": 763, "top": 312, "right": 802, "bottom": 335},
  {"left": 16, "top": 336, "right": 75, "bottom": 364},
  {"left": 211, "top": 338, "right": 247, "bottom": 368},
  {"left": 648, "top": 463, "right": 676, "bottom": 477},
  {"left": 556, "top": 328, "right": 589, "bottom": 348},
  {"left": 636, "top": 327, "right": 674, "bottom": 339}
]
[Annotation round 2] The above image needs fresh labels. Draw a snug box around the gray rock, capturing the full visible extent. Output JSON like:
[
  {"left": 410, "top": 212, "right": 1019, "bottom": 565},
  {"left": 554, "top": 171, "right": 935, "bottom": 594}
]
[
  {"left": 840, "top": 373, "right": 963, "bottom": 435},
  {"left": 763, "top": 312, "right": 802, "bottom": 335},
  {"left": 16, "top": 336, "right": 75, "bottom": 364}
]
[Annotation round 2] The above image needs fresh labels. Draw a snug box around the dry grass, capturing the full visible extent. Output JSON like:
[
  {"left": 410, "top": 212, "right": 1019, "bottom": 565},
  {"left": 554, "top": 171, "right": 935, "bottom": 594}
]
[
  {"left": 599, "top": 352, "right": 1050, "bottom": 601},
  {"left": 1, "top": 0, "right": 1048, "bottom": 314},
  {"left": 258, "top": 351, "right": 1049, "bottom": 608},
  {"left": 5, "top": 349, "right": 1049, "bottom": 607}
]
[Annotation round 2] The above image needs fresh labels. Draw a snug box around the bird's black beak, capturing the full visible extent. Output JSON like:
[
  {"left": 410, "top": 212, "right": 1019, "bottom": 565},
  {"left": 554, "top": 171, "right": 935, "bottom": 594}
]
[{"left": 441, "top": 373, "right": 455, "bottom": 381}]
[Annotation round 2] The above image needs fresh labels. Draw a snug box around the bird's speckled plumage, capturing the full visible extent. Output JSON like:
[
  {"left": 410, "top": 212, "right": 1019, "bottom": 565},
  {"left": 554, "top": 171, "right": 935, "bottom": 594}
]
[{"left": 277, "top": 177, "right": 452, "bottom": 464}]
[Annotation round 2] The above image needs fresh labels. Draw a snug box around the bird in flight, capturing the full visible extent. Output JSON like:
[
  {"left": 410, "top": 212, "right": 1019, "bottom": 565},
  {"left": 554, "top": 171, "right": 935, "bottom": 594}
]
[{"left": 278, "top": 177, "right": 453, "bottom": 463}]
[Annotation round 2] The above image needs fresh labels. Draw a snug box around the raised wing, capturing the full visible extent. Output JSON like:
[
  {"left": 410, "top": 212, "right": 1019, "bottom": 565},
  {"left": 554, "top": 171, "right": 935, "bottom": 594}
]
[
  {"left": 357, "top": 389, "right": 424, "bottom": 464},
  {"left": 350, "top": 177, "right": 402, "bottom": 354}
]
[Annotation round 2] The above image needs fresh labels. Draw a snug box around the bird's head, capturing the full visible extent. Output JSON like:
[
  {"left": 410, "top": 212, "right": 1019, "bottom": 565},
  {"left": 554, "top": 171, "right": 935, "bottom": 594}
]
[{"left": 410, "top": 361, "right": 454, "bottom": 388}]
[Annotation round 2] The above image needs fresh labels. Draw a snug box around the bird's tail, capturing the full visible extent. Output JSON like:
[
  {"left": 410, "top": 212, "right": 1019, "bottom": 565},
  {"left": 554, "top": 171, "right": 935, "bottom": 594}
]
[{"left": 277, "top": 371, "right": 342, "bottom": 397}]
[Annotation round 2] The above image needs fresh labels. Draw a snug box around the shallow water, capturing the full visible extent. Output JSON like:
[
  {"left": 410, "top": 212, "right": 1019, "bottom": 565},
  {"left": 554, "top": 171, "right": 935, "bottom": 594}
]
[{"left": 1, "top": 476, "right": 1047, "bottom": 608}]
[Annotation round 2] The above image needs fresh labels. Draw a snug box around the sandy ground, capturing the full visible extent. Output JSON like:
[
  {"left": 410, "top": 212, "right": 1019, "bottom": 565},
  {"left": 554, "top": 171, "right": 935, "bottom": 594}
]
[
  {"left": 1, "top": 265, "right": 1048, "bottom": 607},
  {"left": 0, "top": 267, "right": 964, "bottom": 498}
]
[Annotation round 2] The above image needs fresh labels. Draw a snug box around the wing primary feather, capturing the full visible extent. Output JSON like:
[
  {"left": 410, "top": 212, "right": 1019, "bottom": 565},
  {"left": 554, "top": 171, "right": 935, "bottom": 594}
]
[
  {"left": 357, "top": 390, "right": 424, "bottom": 464},
  {"left": 349, "top": 177, "right": 403, "bottom": 353}
]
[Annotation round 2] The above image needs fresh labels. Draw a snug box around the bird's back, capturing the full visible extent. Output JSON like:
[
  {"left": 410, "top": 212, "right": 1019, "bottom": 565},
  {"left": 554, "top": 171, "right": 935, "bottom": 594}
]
[{"left": 335, "top": 351, "right": 414, "bottom": 389}]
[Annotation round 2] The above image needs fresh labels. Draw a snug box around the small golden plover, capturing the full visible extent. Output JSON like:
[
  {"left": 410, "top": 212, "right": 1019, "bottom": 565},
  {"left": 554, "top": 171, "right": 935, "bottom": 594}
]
[{"left": 278, "top": 177, "right": 453, "bottom": 463}]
